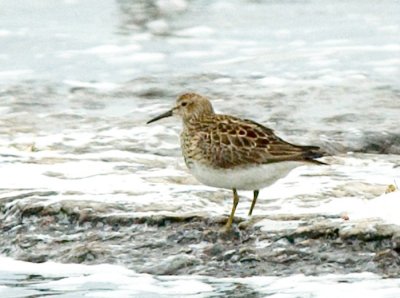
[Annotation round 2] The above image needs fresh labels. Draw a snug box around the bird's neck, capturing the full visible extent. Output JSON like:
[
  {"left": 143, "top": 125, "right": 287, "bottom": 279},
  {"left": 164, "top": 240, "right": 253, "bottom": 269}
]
[{"left": 182, "top": 113, "right": 211, "bottom": 129}]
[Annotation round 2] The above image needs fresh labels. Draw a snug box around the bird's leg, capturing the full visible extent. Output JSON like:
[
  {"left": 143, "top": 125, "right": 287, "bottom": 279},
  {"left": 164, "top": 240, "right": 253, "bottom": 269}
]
[
  {"left": 248, "top": 190, "right": 259, "bottom": 216},
  {"left": 225, "top": 188, "right": 239, "bottom": 230}
]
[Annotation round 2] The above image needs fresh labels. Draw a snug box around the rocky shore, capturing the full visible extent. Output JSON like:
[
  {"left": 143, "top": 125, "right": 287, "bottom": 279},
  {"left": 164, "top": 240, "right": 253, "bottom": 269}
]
[{"left": 2, "top": 193, "right": 399, "bottom": 278}]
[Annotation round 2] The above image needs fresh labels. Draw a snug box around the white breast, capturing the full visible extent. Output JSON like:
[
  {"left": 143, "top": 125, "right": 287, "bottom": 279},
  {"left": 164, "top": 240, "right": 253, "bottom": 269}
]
[{"left": 188, "top": 161, "right": 305, "bottom": 191}]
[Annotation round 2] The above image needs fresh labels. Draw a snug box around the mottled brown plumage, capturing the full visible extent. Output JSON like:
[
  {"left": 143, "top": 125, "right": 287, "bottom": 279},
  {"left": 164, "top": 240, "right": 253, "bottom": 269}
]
[
  {"left": 181, "top": 113, "right": 323, "bottom": 169},
  {"left": 147, "top": 93, "right": 325, "bottom": 230}
]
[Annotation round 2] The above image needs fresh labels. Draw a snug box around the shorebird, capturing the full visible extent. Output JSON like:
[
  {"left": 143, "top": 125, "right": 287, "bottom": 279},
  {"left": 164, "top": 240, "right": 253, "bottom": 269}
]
[{"left": 147, "top": 93, "right": 325, "bottom": 230}]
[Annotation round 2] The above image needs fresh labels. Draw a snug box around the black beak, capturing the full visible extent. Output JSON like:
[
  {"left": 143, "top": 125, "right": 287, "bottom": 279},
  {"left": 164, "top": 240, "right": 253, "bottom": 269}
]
[{"left": 146, "top": 109, "right": 173, "bottom": 124}]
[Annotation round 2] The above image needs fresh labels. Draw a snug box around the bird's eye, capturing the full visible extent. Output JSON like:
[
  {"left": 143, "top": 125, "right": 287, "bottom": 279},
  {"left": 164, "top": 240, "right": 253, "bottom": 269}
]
[{"left": 181, "top": 102, "right": 187, "bottom": 107}]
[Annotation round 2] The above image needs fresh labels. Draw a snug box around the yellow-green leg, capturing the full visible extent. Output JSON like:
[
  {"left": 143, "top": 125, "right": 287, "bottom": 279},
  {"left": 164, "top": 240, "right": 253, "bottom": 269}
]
[
  {"left": 225, "top": 188, "right": 239, "bottom": 230},
  {"left": 248, "top": 190, "right": 259, "bottom": 216}
]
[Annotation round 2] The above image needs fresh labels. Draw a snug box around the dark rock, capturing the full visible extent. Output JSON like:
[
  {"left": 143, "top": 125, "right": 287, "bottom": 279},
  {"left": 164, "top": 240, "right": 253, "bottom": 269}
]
[
  {"left": 392, "top": 233, "right": 400, "bottom": 253},
  {"left": 240, "top": 254, "right": 261, "bottom": 263},
  {"left": 204, "top": 243, "right": 225, "bottom": 257},
  {"left": 374, "top": 249, "right": 400, "bottom": 277},
  {"left": 290, "top": 222, "right": 339, "bottom": 240},
  {"left": 144, "top": 254, "right": 200, "bottom": 275},
  {"left": 223, "top": 249, "right": 236, "bottom": 261}
]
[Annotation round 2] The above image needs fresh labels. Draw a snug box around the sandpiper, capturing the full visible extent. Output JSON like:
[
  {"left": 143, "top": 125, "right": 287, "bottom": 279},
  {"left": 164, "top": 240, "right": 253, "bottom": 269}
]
[{"left": 147, "top": 93, "right": 325, "bottom": 230}]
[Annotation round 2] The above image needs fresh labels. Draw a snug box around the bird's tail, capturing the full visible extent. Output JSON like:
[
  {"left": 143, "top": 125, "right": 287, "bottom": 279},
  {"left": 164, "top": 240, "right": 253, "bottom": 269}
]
[{"left": 301, "top": 146, "right": 328, "bottom": 165}]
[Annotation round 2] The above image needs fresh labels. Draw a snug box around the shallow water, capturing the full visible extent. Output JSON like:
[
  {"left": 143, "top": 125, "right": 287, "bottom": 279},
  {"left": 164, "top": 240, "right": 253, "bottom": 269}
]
[
  {"left": 1, "top": 0, "right": 400, "bottom": 297},
  {"left": 2, "top": 256, "right": 400, "bottom": 298}
]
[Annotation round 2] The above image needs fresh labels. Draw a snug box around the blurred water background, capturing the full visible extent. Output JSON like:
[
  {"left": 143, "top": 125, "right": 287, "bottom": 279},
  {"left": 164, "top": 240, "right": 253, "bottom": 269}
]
[{"left": 1, "top": 0, "right": 400, "bottom": 297}]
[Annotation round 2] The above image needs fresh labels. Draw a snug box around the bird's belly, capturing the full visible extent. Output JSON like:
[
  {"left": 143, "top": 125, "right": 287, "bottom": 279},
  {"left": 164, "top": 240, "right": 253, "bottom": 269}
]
[{"left": 188, "top": 161, "right": 305, "bottom": 190}]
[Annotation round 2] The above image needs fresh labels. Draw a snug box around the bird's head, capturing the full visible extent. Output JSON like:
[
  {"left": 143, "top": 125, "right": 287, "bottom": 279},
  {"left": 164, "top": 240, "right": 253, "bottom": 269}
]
[{"left": 147, "top": 93, "right": 214, "bottom": 124}]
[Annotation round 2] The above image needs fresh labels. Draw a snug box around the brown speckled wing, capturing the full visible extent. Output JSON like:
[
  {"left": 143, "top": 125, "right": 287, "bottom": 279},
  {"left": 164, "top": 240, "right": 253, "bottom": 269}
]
[{"left": 186, "top": 114, "right": 323, "bottom": 169}]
